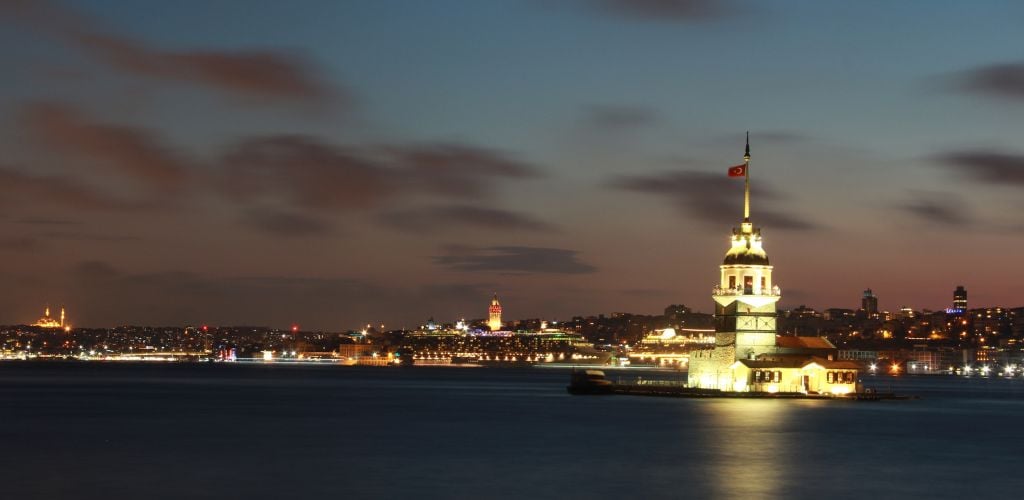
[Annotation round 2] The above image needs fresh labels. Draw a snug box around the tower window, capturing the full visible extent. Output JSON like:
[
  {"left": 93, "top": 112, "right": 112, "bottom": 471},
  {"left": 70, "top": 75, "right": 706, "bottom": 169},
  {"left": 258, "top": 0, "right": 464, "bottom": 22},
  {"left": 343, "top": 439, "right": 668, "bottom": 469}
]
[{"left": 729, "top": 276, "right": 736, "bottom": 288}]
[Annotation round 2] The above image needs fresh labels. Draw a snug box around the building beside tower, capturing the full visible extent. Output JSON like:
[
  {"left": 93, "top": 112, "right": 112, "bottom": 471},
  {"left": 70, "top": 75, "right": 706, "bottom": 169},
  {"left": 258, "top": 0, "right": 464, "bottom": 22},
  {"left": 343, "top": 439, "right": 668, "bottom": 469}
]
[
  {"left": 687, "top": 136, "right": 859, "bottom": 394},
  {"left": 488, "top": 294, "right": 503, "bottom": 331}
]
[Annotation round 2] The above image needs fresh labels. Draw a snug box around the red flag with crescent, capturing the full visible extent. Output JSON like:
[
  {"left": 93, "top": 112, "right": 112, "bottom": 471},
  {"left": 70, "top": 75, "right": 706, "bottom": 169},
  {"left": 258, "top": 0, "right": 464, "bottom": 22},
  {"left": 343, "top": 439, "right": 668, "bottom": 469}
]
[{"left": 728, "top": 164, "right": 746, "bottom": 177}]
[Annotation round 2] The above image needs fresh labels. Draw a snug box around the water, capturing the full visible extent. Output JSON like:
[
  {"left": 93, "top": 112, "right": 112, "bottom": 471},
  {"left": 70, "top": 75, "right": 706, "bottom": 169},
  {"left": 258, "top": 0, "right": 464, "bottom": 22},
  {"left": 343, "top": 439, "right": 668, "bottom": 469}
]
[{"left": 1, "top": 362, "right": 1022, "bottom": 499}]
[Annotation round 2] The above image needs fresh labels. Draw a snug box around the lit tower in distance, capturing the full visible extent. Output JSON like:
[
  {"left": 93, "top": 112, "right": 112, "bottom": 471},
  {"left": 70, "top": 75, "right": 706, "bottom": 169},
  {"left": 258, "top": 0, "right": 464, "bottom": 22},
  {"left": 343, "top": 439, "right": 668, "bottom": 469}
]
[
  {"left": 488, "top": 294, "right": 503, "bottom": 331},
  {"left": 861, "top": 289, "right": 878, "bottom": 318},
  {"left": 711, "top": 134, "right": 781, "bottom": 361},
  {"left": 953, "top": 286, "right": 967, "bottom": 313}
]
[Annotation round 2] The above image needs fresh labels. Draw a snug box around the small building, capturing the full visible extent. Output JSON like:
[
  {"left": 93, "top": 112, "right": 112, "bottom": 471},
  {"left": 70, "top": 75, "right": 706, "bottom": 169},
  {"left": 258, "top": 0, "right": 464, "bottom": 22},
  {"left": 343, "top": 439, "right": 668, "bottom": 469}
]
[{"left": 729, "top": 356, "right": 861, "bottom": 394}]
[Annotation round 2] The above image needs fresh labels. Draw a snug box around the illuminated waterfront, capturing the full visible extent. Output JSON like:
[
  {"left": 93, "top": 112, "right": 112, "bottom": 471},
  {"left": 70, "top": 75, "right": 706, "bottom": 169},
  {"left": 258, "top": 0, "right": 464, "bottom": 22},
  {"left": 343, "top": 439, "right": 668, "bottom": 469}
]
[{"left": 1, "top": 363, "right": 1021, "bottom": 499}]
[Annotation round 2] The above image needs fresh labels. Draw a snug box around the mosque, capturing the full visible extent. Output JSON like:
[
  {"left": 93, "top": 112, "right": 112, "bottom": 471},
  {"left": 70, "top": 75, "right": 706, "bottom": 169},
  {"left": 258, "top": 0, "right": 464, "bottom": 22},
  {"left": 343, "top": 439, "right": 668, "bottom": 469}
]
[
  {"left": 32, "top": 306, "right": 69, "bottom": 331},
  {"left": 687, "top": 136, "right": 860, "bottom": 394}
]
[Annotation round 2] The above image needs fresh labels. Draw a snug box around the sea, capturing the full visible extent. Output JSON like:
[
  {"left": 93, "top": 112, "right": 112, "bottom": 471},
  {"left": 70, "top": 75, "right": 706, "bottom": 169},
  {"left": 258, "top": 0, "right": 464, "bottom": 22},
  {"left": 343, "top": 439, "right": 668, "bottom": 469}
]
[{"left": 1, "top": 362, "right": 1022, "bottom": 500}]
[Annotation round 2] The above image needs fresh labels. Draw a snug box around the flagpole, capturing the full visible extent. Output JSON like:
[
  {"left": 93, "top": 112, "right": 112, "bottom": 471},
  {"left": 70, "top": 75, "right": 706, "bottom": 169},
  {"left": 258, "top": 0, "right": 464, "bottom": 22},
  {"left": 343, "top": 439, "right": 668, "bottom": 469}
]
[{"left": 743, "top": 131, "right": 750, "bottom": 222}]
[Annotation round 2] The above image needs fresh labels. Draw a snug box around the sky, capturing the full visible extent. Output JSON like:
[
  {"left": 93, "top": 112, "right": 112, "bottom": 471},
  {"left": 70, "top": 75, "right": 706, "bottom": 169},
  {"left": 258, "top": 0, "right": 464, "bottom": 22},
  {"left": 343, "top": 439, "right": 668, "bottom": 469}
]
[{"left": 1, "top": 0, "right": 1024, "bottom": 329}]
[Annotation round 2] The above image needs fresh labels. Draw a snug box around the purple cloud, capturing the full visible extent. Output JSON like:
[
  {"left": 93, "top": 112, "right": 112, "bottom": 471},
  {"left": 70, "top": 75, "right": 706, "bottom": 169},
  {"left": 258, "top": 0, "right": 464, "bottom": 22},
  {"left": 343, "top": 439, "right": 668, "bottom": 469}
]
[{"left": 434, "top": 245, "right": 597, "bottom": 274}]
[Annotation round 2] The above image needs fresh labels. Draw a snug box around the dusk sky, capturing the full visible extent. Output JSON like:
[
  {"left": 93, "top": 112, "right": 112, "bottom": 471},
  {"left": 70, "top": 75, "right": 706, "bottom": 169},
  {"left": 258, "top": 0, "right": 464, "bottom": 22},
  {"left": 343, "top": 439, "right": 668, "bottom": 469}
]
[{"left": 2, "top": 0, "right": 1024, "bottom": 329}]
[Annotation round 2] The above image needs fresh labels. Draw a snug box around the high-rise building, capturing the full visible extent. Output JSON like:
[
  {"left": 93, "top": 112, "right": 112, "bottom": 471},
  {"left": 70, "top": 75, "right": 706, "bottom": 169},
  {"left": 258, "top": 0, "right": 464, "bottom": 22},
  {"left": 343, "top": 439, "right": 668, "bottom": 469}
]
[
  {"left": 861, "top": 289, "right": 878, "bottom": 316},
  {"left": 488, "top": 294, "right": 503, "bottom": 331},
  {"left": 953, "top": 286, "right": 967, "bottom": 313}
]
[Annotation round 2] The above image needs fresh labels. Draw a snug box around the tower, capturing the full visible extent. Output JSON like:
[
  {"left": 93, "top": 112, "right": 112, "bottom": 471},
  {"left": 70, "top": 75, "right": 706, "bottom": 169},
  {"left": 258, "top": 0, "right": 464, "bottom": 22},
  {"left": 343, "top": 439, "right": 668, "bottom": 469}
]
[
  {"left": 953, "top": 286, "right": 967, "bottom": 312},
  {"left": 60, "top": 307, "right": 65, "bottom": 328},
  {"left": 861, "top": 289, "right": 878, "bottom": 317},
  {"left": 710, "top": 133, "right": 781, "bottom": 361},
  {"left": 488, "top": 294, "right": 503, "bottom": 331}
]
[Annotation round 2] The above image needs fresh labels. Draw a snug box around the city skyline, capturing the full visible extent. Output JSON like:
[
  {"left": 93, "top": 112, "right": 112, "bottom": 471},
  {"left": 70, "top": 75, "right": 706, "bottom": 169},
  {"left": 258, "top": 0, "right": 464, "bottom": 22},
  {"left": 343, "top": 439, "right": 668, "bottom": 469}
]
[{"left": 2, "top": 1, "right": 1024, "bottom": 328}]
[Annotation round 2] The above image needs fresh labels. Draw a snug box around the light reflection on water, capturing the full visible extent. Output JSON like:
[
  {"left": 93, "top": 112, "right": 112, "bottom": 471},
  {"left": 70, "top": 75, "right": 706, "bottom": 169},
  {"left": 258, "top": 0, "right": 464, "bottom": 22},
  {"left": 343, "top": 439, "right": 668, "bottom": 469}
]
[
  {"left": 697, "top": 399, "right": 793, "bottom": 498},
  {"left": 1, "top": 363, "right": 1023, "bottom": 499}
]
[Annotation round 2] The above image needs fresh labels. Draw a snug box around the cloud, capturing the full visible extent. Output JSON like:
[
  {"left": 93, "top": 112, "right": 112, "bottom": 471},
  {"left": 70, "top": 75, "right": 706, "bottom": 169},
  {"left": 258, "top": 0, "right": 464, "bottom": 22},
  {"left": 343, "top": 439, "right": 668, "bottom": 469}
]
[
  {"left": 0, "top": 165, "right": 143, "bottom": 211},
  {"left": 382, "top": 205, "right": 557, "bottom": 233},
  {"left": 220, "top": 135, "right": 397, "bottom": 212},
  {"left": 21, "top": 102, "right": 191, "bottom": 190},
  {"left": 240, "top": 208, "right": 333, "bottom": 237},
  {"left": 75, "top": 33, "right": 333, "bottom": 102},
  {"left": 42, "top": 231, "right": 142, "bottom": 242},
  {"left": 898, "top": 191, "right": 971, "bottom": 227},
  {"left": 935, "top": 150, "right": 1024, "bottom": 186},
  {"left": 15, "top": 217, "right": 81, "bottom": 226},
  {"left": 386, "top": 143, "right": 542, "bottom": 198},
  {"left": 2, "top": 0, "right": 335, "bottom": 103},
  {"left": 584, "top": 105, "right": 660, "bottom": 130},
  {"left": 0, "top": 237, "right": 40, "bottom": 251},
  {"left": 433, "top": 245, "right": 597, "bottom": 274},
  {"left": 219, "top": 135, "right": 544, "bottom": 219},
  {"left": 586, "top": 0, "right": 731, "bottom": 21},
  {"left": 609, "top": 170, "right": 819, "bottom": 230},
  {"left": 951, "top": 62, "right": 1024, "bottom": 101}
]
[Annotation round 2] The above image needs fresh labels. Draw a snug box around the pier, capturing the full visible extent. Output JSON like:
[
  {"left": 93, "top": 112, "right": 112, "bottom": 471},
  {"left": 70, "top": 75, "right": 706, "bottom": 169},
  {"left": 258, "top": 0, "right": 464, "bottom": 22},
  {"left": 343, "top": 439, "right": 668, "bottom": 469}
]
[{"left": 571, "top": 373, "right": 914, "bottom": 400}]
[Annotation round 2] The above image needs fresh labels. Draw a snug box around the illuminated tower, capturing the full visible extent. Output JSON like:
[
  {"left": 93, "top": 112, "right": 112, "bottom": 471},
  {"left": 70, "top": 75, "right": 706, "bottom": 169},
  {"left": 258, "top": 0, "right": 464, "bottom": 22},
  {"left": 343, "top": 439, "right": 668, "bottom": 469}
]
[
  {"left": 488, "top": 294, "right": 503, "bottom": 331},
  {"left": 711, "top": 134, "right": 781, "bottom": 360},
  {"left": 953, "top": 286, "right": 967, "bottom": 312},
  {"left": 861, "top": 289, "right": 878, "bottom": 317},
  {"left": 60, "top": 307, "right": 65, "bottom": 328}
]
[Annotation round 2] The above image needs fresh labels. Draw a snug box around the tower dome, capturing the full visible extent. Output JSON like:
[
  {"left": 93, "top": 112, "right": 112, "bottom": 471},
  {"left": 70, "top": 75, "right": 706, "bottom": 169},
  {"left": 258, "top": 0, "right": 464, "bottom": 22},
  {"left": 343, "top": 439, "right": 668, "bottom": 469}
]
[{"left": 723, "top": 226, "right": 769, "bottom": 265}]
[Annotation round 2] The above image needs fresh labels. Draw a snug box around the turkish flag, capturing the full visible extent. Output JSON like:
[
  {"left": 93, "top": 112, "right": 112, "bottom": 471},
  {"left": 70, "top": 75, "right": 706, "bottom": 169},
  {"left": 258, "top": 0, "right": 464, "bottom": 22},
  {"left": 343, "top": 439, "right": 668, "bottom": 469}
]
[{"left": 728, "top": 164, "right": 746, "bottom": 177}]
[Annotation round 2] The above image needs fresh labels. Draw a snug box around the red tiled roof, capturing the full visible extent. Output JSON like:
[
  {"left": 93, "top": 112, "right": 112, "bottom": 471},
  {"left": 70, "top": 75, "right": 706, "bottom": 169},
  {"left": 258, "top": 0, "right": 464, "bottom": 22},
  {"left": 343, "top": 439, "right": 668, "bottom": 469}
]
[
  {"left": 775, "top": 335, "right": 836, "bottom": 349},
  {"left": 737, "top": 354, "right": 860, "bottom": 371},
  {"left": 807, "top": 356, "right": 861, "bottom": 370}
]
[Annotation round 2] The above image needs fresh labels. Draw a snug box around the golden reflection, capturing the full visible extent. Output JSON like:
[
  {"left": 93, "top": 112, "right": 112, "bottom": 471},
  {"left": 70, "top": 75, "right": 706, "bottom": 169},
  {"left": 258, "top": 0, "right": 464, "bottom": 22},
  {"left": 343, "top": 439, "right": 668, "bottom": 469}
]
[{"left": 697, "top": 399, "right": 809, "bottom": 498}]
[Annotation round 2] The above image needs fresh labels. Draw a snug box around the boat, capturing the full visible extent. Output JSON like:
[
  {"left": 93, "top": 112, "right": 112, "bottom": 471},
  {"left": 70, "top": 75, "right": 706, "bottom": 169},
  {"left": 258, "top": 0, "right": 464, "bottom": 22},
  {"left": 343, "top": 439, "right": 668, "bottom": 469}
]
[{"left": 567, "top": 369, "right": 614, "bottom": 395}]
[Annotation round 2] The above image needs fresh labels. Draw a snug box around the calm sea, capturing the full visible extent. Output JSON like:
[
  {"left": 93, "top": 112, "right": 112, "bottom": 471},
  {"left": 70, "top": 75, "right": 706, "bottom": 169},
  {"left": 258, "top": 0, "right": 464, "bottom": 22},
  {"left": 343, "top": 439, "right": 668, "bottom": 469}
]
[{"left": 0, "top": 362, "right": 1021, "bottom": 499}]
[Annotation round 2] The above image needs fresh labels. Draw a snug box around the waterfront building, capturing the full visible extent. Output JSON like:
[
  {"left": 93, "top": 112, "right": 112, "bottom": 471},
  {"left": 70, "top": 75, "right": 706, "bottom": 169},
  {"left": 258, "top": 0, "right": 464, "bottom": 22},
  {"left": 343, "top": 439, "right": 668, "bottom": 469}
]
[
  {"left": 687, "top": 136, "right": 859, "bottom": 394},
  {"left": 402, "top": 296, "right": 608, "bottom": 364},
  {"left": 631, "top": 327, "right": 715, "bottom": 367}
]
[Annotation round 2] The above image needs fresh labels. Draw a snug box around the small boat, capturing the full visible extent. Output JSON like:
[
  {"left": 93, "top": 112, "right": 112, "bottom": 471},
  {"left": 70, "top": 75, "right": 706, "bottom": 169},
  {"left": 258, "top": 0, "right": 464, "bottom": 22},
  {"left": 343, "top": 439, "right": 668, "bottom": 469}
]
[{"left": 567, "top": 369, "right": 614, "bottom": 395}]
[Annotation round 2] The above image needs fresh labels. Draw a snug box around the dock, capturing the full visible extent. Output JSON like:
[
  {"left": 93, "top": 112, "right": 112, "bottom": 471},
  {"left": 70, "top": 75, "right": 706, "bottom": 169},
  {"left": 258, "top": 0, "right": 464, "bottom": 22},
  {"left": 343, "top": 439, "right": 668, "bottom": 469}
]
[{"left": 570, "top": 374, "right": 915, "bottom": 400}]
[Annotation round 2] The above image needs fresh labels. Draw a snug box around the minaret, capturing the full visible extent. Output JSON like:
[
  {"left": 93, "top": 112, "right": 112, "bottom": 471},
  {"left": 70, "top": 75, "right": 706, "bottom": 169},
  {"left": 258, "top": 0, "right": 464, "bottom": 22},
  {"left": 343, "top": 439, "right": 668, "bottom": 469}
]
[
  {"left": 488, "top": 294, "right": 503, "bottom": 331},
  {"left": 45, "top": 306, "right": 51, "bottom": 318},
  {"left": 711, "top": 134, "right": 781, "bottom": 361},
  {"left": 60, "top": 307, "right": 66, "bottom": 328}
]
